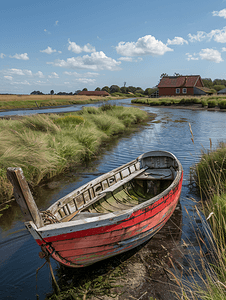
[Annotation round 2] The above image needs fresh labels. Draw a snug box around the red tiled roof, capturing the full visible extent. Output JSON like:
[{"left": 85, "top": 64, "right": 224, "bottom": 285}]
[
  {"left": 158, "top": 75, "right": 202, "bottom": 88},
  {"left": 78, "top": 91, "right": 109, "bottom": 96}
]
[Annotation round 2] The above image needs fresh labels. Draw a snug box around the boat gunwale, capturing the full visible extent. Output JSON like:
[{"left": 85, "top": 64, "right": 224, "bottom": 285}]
[{"left": 32, "top": 151, "right": 183, "bottom": 234}]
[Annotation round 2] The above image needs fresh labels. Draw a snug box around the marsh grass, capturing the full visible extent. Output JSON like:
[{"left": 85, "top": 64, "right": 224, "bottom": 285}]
[
  {"left": 132, "top": 96, "right": 226, "bottom": 110},
  {"left": 0, "top": 105, "right": 148, "bottom": 204},
  {"left": 169, "top": 205, "right": 226, "bottom": 300},
  {"left": 0, "top": 94, "right": 117, "bottom": 110},
  {"left": 191, "top": 142, "right": 226, "bottom": 199},
  {"left": 170, "top": 132, "right": 226, "bottom": 299}
]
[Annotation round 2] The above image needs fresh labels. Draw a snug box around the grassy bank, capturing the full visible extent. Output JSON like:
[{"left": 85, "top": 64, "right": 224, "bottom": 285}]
[
  {"left": 132, "top": 95, "right": 226, "bottom": 109},
  {"left": 0, "top": 105, "right": 149, "bottom": 204},
  {"left": 0, "top": 94, "right": 123, "bottom": 110},
  {"left": 175, "top": 142, "right": 226, "bottom": 299}
]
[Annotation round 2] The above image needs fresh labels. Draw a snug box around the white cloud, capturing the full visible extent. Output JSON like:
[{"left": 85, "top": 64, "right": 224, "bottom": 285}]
[
  {"left": 186, "top": 48, "right": 223, "bottom": 63},
  {"left": 188, "top": 31, "right": 207, "bottom": 42},
  {"left": 186, "top": 53, "right": 199, "bottom": 61},
  {"left": 48, "top": 72, "right": 59, "bottom": 78},
  {"left": 3, "top": 68, "right": 25, "bottom": 76},
  {"left": 2, "top": 68, "right": 45, "bottom": 78},
  {"left": 167, "top": 37, "right": 188, "bottom": 45},
  {"left": 40, "top": 46, "right": 57, "bottom": 54},
  {"left": 68, "top": 39, "right": 96, "bottom": 53},
  {"left": 222, "top": 47, "right": 226, "bottom": 52},
  {"left": 118, "top": 57, "right": 134, "bottom": 62},
  {"left": 4, "top": 76, "right": 13, "bottom": 80},
  {"left": 64, "top": 71, "right": 99, "bottom": 77},
  {"left": 210, "top": 27, "right": 226, "bottom": 43},
  {"left": 10, "top": 53, "right": 29, "bottom": 60},
  {"left": 35, "top": 71, "right": 45, "bottom": 78},
  {"left": 10, "top": 80, "right": 31, "bottom": 85},
  {"left": 49, "top": 51, "right": 121, "bottom": 71},
  {"left": 0, "top": 53, "right": 6, "bottom": 59},
  {"left": 55, "top": 20, "right": 59, "bottom": 26},
  {"left": 199, "top": 48, "right": 223, "bottom": 63},
  {"left": 74, "top": 78, "right": 96, "bottom": 84},
  {"left": 188, "top": 27, "right": 226, "bottom": 43},
  {"left": 212, "top": 8, "right": 226, "bottom": 18},
  {"left": 116, "top": 35, "right": 173, "bottom": 56}
]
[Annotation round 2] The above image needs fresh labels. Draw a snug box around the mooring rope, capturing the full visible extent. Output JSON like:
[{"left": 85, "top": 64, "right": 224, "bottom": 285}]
[{"left": 41, "top": 210, "right": 61, "bottom": 225}]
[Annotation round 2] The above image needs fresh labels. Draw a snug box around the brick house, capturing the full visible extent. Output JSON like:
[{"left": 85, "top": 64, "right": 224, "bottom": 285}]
[{"left": 157, "top": 75, "right": 209, "bottom": 97}]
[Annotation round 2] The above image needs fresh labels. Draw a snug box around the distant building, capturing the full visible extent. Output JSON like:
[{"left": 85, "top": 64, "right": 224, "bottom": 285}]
[
  {"left": 77, "top": 91, "right": 110, "bottom": 96},
  {"left": 158, "top": 75, "right": 212, "bottom": 97}
]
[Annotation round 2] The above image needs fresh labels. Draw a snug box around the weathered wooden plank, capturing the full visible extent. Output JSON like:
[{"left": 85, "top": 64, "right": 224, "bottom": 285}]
[
  {"left": 7, "top": 167, "right": 44, "bottom": 228},
  {"left": 99, "top": 168, "right": 147, "bottom": 194}
]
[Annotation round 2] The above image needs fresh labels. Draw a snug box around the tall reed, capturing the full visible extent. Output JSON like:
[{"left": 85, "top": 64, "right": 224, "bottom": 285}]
[{"left": 170, "top": 130, "right": 226, "bottom": 299}]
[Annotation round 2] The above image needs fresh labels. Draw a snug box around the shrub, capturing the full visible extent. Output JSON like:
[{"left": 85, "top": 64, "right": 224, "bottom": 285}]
[
  {"left": 219, "top": 100, "right": 226, "bottom": 109},
  {"left": 208, "top": 100, "right": 217, "bottom": 108},
  {"left": 201, "top": 99, "right": 208, "bottom": 107},
  {"left": 193, "top": 98, "right": 202, "bottom": 104}
]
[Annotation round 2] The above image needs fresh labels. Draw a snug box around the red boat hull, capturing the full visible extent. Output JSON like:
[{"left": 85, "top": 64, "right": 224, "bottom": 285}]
[{"left": 32, "top": 174, "right": 183, "bottom": 268}]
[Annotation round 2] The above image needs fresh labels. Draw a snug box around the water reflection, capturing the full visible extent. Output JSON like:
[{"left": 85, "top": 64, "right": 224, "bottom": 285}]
[{"left": 0, "top": 101, "right": 226, "bottom": 299}]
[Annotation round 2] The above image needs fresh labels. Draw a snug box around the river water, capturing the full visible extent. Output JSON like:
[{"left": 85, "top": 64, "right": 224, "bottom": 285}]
[{"left": 0, "top": 99, "right": 226, "bottom": 299}]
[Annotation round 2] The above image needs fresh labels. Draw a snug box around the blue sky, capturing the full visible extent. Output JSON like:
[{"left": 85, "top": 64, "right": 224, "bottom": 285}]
[{"left": 1, "top": 0, "right": 226, "bottom": 94}]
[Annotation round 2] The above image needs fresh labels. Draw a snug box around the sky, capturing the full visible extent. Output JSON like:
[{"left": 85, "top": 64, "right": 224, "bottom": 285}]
[{"left": 1, "top": 0, "right": 226, "bottom": 94}]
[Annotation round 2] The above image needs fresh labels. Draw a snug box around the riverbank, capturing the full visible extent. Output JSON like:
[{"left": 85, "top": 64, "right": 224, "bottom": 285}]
[
  {"left": 0, "top": 94, "right": 123, "bottom": 111},
  {"left": 0, "top": 105, "right": 150, "bottom": 205},
  {"left": 132, "top": 95, "right": 226, "bottom": 111}
]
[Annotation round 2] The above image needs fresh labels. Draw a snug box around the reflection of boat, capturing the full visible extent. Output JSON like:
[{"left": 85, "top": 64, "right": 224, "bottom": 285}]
[{"left": 7, "top": 150, "right": 183, "bottom": 268}]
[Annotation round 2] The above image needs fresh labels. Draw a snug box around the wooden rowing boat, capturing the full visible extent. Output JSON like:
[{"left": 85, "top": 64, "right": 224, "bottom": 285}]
[{"left": 7, "top": 150, "right": 183, "bottom": 268}]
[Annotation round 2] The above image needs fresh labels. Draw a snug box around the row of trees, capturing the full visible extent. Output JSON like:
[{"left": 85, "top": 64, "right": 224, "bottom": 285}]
[
  {"left": 30, "top": 76, "right": 226, "bottom": 96},
  {"left": 202, "top": 78, "right": 226, "bottom": 92},
  {"left": 31, "top": 85, "right": 158, "bottom": 96}
]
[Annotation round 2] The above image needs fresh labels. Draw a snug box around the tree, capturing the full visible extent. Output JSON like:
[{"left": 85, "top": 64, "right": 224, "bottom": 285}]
[
  {"left": 120, "top": 86, "right": 128, "bottom": 93},
  {"left": 135, "top": 88, "right": 144, "bottom": 94},
  {"left": 202, "top": 78, "right": 213, "bottom": 89},
  {"left": 110, "top": 85, "right": 121, "bottom": 93},
  {"left": 50, "top": 90, "right": 54, "bottom": 95},
  {"left": 127, "top": 86, "right": 136, "bottom": 93},
  {"left": 30, "top": 90, "right": 44, "bottom": 95},
  {"left": 82, "top": 88, "right": 88, "bottom": 91},
  {"left": 101, "top": 86, "right": 110, "bottom": 93},
  {"left": 95, "top": 87, "right": 101, "bottom": 91},
  {"left": 213, "top": 79, "right": 226, "bottom": 86},
  {"left": 74, "top": 90, "right": 81, "bottom": 95}
]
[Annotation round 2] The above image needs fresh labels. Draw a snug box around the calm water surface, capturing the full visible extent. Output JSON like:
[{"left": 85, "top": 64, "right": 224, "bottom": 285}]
[{"left": 0, "top": 99, "right": 226, "bottom": 299}]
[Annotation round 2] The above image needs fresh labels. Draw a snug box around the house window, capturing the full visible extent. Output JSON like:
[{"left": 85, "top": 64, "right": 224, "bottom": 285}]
[
  {"left": 182, "top": 88, "right": 187, "bottom": 94},
  {"left": 176, "top": 88, "right": 180, "bottom": 94}
]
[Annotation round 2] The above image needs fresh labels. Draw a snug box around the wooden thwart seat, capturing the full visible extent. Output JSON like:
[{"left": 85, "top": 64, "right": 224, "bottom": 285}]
[{"left": 135, "top": 168, "right": 173, "bottom": 180}]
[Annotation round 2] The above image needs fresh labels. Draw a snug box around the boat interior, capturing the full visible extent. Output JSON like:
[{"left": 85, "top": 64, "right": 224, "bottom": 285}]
[{"left": 44, "top": 153, "right": 179, "bottom": 224}]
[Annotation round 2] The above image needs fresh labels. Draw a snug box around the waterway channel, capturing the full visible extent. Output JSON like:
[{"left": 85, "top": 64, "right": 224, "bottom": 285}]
[{"left": 0, "top": 99, "right": 226, "bottom": 299}]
